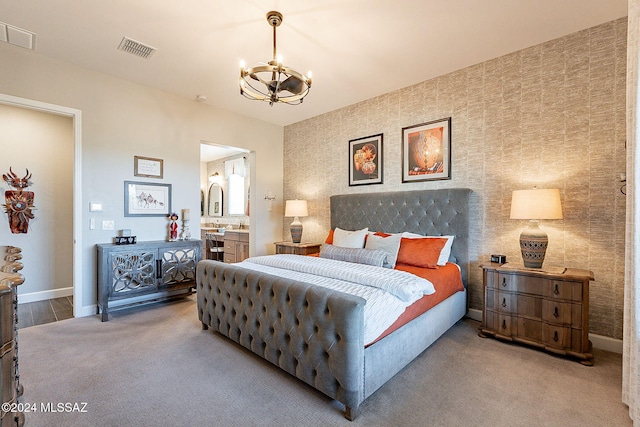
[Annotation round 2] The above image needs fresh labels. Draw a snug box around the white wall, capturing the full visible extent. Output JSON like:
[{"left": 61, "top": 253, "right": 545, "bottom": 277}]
[
  {"left": 0, "top": 44, "right": 284, "bottom": 315},
  {"left": 0, "top": 104, "right": 73, "bottom": 297}
]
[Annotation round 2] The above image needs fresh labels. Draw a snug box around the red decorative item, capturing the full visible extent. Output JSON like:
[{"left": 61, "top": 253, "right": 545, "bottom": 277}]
[
  {"left": 2, "top": 168, "right": 35, "bottom": 234},
  {"left": 168, "top": 213, "right": 179, "bottom": 241}
]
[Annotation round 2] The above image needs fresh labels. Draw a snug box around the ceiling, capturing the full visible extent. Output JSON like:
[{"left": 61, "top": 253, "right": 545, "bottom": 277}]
[{"left": 2, "top": 1, "right": 628, "bottom": 127}]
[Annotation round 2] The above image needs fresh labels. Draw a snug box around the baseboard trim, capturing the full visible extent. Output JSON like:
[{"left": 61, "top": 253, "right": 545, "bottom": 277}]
[
  {"left": 466, "top": 308, "right": 482, "bottom": 322},
  {"left": 18, "top": 287, "right": 73, "bottom": 304},
  {"left": 465, "top": 308, "right": 622, "bottom": 354},
  {"left": 589, "top": 333, "right": 623, "bottom": 354}
]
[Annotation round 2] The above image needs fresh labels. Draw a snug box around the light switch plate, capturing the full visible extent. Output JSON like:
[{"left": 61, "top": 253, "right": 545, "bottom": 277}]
[{"left": 90, "top": 202, "right": 103, "bottom": 212}]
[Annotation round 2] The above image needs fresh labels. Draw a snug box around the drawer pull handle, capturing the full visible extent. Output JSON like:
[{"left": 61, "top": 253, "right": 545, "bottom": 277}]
[
  {"left": 554, "top": 284, "right": 560, "bottom": 295},
  {"left": 553, "top": 331, "right": 559, "bottom": 342},
  {"left": 501, "top": 298, "right": 507, "bottom": 308},
  {"left": 501, "top": 278, "right": 507, "bottom": 288},
  {"left": 502, "top": 319, "right": 507, "bottom": 330},
  {"left": 553, "top": 307, "right": 559, "bottom": 318}
]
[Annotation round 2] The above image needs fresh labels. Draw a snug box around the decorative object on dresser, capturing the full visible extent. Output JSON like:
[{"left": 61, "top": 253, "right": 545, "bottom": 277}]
[
  {"left": 168, "top": 213, "right": 179, "bottom": 241},
  {"left": 349, "top": 133, "right": 383, "bottom": 186},
  {"left": 180, "top": 209, "right": 191, "bottom": 240},
  {"left": 284, "top": 199, "right": 308, "bottom": 244},
  {"left": 223, "top": 231, "right": 249, "bottom": 263},
  {"left": 510, "top": 188, "right": 563, "bottom": 268},
  {"left": 274, "top": 241, "right": 321, "bottom": 256},
  {"left": 0, "top": 245, "right": 25, "bottom": 427},
  {"left": 479, "top": 263, "right": 594, "bottom": 365},
  {"left": 97, "top": 240, "right": 201, "bottom": 322}
]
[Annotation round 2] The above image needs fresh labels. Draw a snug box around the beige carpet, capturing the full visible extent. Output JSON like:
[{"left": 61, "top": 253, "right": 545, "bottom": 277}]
[{"left": 16, "top": 295, "right": 631, "bottom": 427}]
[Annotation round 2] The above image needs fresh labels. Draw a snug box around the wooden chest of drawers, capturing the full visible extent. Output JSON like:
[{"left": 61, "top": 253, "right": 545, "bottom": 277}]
[
  {"left": 223, "top": 231, "right": 249, "bottom": 263},
  {"left": 479, "top": 263, "right": 594, "bottom": 365}
]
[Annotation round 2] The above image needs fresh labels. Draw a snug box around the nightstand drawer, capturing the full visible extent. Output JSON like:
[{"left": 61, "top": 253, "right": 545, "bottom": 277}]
[
  {"left": 543, "top": 280, "right": 583, "bottom": 302},
  {"left": 488, "top": 290, "right": 516, "bottom": 313},
  {"left": 485, "top": 311, "right": 515, "bottom": 336},
  {"left": 542, "top": 300, "right": 582, "bottom": 327},
  {"left": 496, "top": 273, "right": 544, "bottom": 296},
  {"left": 516, "top": 294, "right": 542, "bottom": 319},
  {"left": 542, "top": 324, "right": 572, "bottom": 349},
  {"left": 517, "top": 317, "right": 542, "bottom": 342}
]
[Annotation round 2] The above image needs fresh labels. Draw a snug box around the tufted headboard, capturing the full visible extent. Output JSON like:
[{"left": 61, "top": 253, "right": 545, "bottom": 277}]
[{"left": 330, "top": 188, "right": 471, "bottom": 287}]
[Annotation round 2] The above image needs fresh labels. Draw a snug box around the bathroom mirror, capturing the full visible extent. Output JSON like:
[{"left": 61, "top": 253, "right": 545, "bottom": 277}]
[{"left": 208, "top": 183, "right": 223, "bottom": 217}]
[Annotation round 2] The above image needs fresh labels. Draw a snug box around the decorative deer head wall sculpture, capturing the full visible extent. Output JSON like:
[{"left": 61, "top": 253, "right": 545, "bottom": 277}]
[{"left": 2, "top": 167, "right": 35, "bottom": 234}]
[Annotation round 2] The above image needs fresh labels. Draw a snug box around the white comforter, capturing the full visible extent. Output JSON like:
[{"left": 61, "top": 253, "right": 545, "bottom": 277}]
[{"left": 236, "top": 254, "right": 435, "bottom": 344}]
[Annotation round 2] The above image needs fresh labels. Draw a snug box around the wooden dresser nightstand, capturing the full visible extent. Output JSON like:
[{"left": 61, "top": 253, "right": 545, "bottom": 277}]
[
  {"left": 479, "top": 263, "right": 594, "bottom": 365},
  {"left": 275, "top": 242, "right": 321, "bottom": 255}
]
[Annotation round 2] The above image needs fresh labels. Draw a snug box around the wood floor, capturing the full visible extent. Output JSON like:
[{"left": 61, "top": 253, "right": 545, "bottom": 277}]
[{"left": 17, "top": 297, "right": 73, "bottom": 329}]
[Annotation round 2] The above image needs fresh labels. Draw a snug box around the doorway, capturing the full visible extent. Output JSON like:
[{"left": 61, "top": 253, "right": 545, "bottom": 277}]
[{"left": 0, "top": 93, "right": 83, "bottom": 318}]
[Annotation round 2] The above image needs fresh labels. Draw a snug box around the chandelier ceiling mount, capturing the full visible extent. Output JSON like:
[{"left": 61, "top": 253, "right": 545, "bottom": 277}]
[{"left": 239, "top": 11, "right": 312, "bottom": 106}]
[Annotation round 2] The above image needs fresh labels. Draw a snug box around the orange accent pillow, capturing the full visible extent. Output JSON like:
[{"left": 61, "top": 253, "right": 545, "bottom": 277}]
[
  {"left": 396, "top": 237, "right": 447, "bottom": 268},
  {"left": 325, "top": 229, "right": 334, "bottom": 244}
]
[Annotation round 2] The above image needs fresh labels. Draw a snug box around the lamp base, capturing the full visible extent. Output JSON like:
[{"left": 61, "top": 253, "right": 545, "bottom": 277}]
[
  {"left": 519, "top": 220, "right": 548, "bottom": 269},
  {"left": 290, "top": 217, "right": 303, "bottom": 244}
]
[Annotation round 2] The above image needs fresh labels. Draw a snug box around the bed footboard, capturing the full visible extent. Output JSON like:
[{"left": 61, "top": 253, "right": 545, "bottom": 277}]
[{"left": 197, "top": 260, "right": 366, "bottom": 419}]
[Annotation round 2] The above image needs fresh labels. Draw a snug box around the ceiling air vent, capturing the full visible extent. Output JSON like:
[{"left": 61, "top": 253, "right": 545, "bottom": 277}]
[{"left": 117, "top": 37, "right": 157, "bottom": 59}]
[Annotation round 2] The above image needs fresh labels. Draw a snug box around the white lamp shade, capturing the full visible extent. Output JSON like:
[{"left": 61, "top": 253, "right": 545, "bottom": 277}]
[
  {"left": 285, "top": 200, "right": 308, "bottom": 217},
  {"left": 510, "top": 189, "right": 563, "bottom": 220}
]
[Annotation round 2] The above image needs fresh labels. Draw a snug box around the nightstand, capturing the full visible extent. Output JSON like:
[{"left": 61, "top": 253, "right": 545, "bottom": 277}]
[
  {"left": 479, "top": 263, "right": 594, "bottom": 365},
  {"left": 274, "top": 241, "right": 321, "bottom": 255}
]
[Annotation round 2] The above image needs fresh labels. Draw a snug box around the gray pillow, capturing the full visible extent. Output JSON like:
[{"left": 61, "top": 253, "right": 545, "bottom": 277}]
[{"left": 319, "top": 243, "right": 386, "bottom": 267}]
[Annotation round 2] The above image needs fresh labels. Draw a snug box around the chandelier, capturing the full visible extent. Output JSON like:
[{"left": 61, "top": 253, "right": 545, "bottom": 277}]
[{"left": 239, "top": 11, "right": 312, "bottom": 106}]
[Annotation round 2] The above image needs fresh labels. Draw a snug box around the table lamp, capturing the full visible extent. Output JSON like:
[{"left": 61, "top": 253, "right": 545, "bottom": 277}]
[
  {"left": 510, "top": 188, "right": 563, "bottom": 268},
  {"left": 285, "top": 200, "right": 308, "bottom": 243}
]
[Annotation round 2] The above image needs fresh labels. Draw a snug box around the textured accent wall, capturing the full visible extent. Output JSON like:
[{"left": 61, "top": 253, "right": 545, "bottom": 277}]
[{"left": 284, "top": 18, "right": 627, "bottom": 339}]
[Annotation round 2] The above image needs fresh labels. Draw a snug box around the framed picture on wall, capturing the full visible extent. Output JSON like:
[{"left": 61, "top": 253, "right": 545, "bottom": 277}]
[
  {"left": 402, "top": 117, "right": 451, "bottom": 182},
  {"left": 349, "top": 133, "right": 383, "bottom": 186},
  {"left": 134, "top": 155, "right": 164, "bottom": 179},
  {"left": 124, "top": 181, "right": 172, "bottom": 217}
]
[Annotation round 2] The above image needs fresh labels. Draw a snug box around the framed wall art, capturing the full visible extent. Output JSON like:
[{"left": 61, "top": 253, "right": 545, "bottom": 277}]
[
  {"left": 402, "top": 117, "right": 451, "bottom": 182},
  {"left": 124, "top": 181, "right": 172, "bottom": 217},
  {"left": 349, "top": 133, "right": 383, "bottom": 186},
  {"left": 134, "top": 155, "right": 163, "bottom": 179}
]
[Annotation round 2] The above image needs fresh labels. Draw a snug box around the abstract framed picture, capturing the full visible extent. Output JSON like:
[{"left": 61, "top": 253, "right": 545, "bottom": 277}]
[
  {"left": 349, "top": 133, "right": 383, "bottom": 186},
  {"left": 402, "top": 117, "right": 451, "bottom": 182},
  {"left": 124, "top": 181, "right": 172, "bottom": 217}
]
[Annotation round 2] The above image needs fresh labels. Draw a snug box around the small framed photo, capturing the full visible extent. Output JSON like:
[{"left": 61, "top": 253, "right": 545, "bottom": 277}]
[
  {"left": 402, "top": 117, "right": 451, "bottom": 182},
  {"left": 134, "top": 156, "right": 163, "bottom": 179},
  {"left": 124, "top": 181, "right": 171, "bottom": 217},
  {"left": 349, "top": 133, "right": 383, "bottom": 186}
]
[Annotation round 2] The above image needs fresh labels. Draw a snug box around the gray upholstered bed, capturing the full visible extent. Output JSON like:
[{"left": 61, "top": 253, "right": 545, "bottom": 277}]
[{"left": 197, "top": 188, "right": 471, "bottom": 420}]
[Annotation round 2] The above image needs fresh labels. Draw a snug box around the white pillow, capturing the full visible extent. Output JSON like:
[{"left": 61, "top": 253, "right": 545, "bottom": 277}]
[
  {"left": 402, "top": 232, "right": 455, "bottom": 266},
  {"left": 333, "top": 227, "right": 369, "bottom": 248},
  {"left": 365, "top": 232, "right": 402, "bottom": 268}
]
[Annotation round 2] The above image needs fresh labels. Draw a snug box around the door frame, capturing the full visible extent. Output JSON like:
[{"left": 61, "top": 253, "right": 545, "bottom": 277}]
[{"left": 0, "top": 93, "right": 83, "bottom": 317}]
